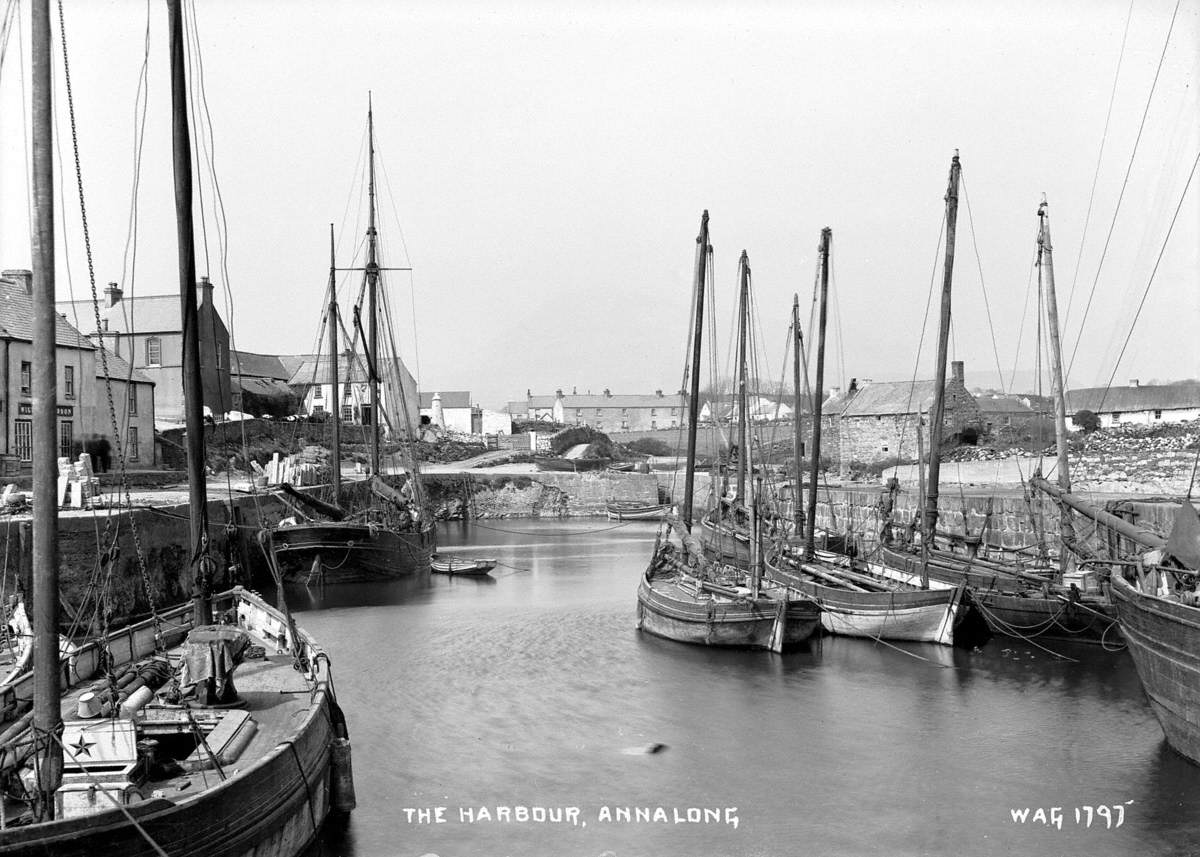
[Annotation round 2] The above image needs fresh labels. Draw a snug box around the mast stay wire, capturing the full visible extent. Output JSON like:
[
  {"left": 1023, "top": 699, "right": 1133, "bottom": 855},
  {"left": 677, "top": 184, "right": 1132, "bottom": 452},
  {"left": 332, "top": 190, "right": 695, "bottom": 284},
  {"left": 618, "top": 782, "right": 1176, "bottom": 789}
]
[
  {"left": 1063, "top": 0, "right": 1183, "bottom": 383},
  {"left": 1092, "top": 148, "right": 1200, "bottom": 416},
  {"left": 1061, "top": 0, "right": 1135, "bottom": 332},
  {"left": 958, "top": 172, "right": 1008, "bottom": 396},
  {"left": 896, "top": 207, "right": 946, "bottom": 466}
]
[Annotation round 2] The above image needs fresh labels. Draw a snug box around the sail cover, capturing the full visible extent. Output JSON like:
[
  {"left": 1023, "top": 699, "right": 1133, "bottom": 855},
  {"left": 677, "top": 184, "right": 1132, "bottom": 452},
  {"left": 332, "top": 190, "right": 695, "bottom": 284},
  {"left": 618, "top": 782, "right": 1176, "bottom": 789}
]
[{"left": 1165, "top": 501, "right": 1200, "bottom": 571}]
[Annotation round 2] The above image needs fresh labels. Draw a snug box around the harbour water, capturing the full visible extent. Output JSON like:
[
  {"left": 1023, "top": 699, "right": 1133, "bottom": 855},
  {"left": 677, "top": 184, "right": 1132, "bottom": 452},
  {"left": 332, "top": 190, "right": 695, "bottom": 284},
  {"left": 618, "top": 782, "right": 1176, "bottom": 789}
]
[{"left": 295, "top": 520, "right": 1200, "bottom": 857}]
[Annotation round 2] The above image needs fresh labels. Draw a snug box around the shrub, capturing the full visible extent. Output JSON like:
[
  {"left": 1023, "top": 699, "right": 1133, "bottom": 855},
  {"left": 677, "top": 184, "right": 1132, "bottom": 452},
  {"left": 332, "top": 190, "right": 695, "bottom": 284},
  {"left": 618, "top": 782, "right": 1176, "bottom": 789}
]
[{"left": 1072, "top": 409, "right": 1100, "bottom": 433}]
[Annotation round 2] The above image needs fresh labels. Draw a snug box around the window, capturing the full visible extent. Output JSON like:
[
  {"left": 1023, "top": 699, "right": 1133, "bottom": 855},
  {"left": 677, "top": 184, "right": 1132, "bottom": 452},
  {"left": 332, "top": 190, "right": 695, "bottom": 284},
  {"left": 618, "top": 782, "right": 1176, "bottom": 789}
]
[
  {"left": 670, "top": 407, "right": 677, "bottom": 415},
  {"left": 876, "top": 415, "right": 882, "bottom": 421},
  {"left": 20, "top": 362, "right": 31, "bottom": 395},
  {"left": 576, "top": 409, "right": 582, "bottom": 418},
  {"left": 342, "top": 405, "right": 353, "bottom": 422},
  {"left": 129, "top": 385, "right": 138, "bottom": 415},
  {"left": 59, "top": 421, "right": 73, "bottom": 459},
  {"left": 145, "top": 337, "right": 162, "bottom": 366},
  {"left": 128, "top": 427, "right": 139, "bottom": 461},
  {"left": 1154, "top": 409, "right": 1162, "bottom": 419},
  {"left": 1112, "top": 412, "right": 1122, "bottom": 423},
  {"left": 650, "top": 408, "right": 657, "bottom": 416},
  {"left": 621, "top": 420, "right": 628, "bottom": 429},
  {"left": 64, "top": 366, "right": 74, "bottom": 399},
  {"left": 621, "top": 408, "right": 627, "bottom": 415},
  {"left": 313, "top": 385, "right": 323, "bottom": 400},
  {"left": 14, "top": 420, "right": 31, "bottom": 462},
  {"left": 651, "top": 420, "right": 657, "bottom": 429},
  {"left": 595, "top": 409, "right": 602, "bottom": 416},
  {"left": 882, "top": 445, "right": 889, "bottom": 452}
]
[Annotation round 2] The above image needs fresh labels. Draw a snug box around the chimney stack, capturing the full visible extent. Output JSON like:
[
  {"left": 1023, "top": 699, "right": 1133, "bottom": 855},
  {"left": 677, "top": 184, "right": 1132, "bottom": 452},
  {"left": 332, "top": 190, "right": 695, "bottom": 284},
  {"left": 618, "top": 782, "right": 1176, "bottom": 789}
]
[
  {"left": 1129, "top": 379, "right": 1139, "bottom": 388},
  {"left": 2, "top": 269, "right": 32, "bottom": 295},
  {"left": 656, "top": 389, "right": 663, "bottom": 397},
  {"left": 604, "top": 388, "right": 611, "bottom": 398},
  {"left": 104, "top": 281, "right": 123, "bottom": 308},
  {"left": 198, "top": 275, "right": 214, "bottom": 306},
  {"left": 951, "top": 360, "right": 965, "bottom": 384},
  {"left": 848, "top": 378, "right": 858, "bottom": 393},
  {"left": 555, "top": 388, "right": 563, "bottom": 399}
]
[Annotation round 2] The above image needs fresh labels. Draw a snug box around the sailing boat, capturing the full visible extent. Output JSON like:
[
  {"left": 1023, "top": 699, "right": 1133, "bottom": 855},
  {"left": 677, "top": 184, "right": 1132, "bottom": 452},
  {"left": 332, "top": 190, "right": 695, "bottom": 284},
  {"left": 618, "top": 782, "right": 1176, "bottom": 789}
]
[
  {"left": 763, "top": 224, "right": 982, "bottom": 646},
  {"left": 636, "top": 215, "right": 820, "bottom": 651},
  {"left": 0, "top": 3, "right": 352, "bottom": 850},
  {"left": 270, "top": 100, "right": 435, "bottom": 585},
  {"left": 871, "top": 190, "right": 1116, "bottom": 642}
]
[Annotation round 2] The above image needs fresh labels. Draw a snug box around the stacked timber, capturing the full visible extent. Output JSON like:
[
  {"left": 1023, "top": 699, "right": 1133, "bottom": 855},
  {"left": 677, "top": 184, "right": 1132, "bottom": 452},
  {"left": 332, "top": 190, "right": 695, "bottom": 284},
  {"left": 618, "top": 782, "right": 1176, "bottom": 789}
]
[{"left": 254, "top": 445, "right": 332, "bottom": 487}]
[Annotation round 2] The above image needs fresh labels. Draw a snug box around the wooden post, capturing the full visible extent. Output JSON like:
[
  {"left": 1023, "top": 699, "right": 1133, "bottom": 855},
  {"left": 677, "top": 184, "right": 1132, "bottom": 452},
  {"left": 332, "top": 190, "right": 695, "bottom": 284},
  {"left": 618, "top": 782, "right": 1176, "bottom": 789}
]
[
  {"left": 805, "top": 228, "right": 832, "bottom": 560},
  {"left": 681, "top": 212, "right": 709, "bottom": 531},
  {"left": 169, "top": 0, "right": 212, "bottom": 626},
  {"left": 924, "top": 153, "right": 961, "bottom": 547},
  {"left": 31, "top": 0, "right": 63, "bottom": 816}
]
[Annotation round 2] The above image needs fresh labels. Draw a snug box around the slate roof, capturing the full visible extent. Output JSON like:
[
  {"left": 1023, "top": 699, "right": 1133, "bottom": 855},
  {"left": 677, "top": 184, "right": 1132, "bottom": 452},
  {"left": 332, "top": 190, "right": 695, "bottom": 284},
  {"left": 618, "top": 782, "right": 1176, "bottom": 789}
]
[
  {"left": 231, "top": 350, "right": 292, "bottom": 381},
  {"left": 838, "top": 380, "right": 940, "bottom": 417},
  {"left": 976, "top": 396, "right": 1034, "bottom": 415},
  {"left": 420, "top": 391, "right": 472, "bottom": 409},
  {"left": 57, "top": 294, "right": 184, "bottom": 335},
  {"left": 94, "top": 349, "right": 153, "bottom": 384},
  {"left": 0, "top": 280, "right": 95, "bottom": 348},
  {"left": 233, "top": 376, "right": 294, "bottom": 399},
  {"left": 1066, "top": 383, "right": 1200, "bottom": 414}
]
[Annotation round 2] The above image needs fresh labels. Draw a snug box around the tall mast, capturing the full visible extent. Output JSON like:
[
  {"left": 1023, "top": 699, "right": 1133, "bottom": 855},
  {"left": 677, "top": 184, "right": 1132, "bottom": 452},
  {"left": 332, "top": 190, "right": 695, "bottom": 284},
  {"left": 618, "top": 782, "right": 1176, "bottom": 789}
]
[
  {"left": 735, "top": 251, "right": 750, "bottom": 506},
  {"left": 681, "top": 211, "right": 709, "bottom": 530},
  {"left": 805, "top": 228, "right": 831, "bottom": 560},
  {"left": 328, "top": 224, "right": 341, "bottom": 498},
  {"left": 168, "top": 0, "right": 212, "bottom": 626},
  {"left": 366, "top": 96, "right": 381, "bottom": 475},
  {"left": 791, "top": 294, "right": 804, "bottom": 531},
  {"left": 923, "top": 153, "right": 961, "bottom": 547},
  {"left": 30, "top": 0, "right": 62, "bottom": 818},
  {"left": 1038, "top": 197, "right": 1074, "bottom": 573}
]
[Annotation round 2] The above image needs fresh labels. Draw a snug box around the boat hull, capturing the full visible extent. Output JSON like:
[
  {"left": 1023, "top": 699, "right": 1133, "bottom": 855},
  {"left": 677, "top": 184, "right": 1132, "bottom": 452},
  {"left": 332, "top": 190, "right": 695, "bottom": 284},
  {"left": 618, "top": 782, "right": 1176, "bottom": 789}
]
[
  {"left": 606, "top": 501, "right": 670, "bottom": 521},
  {"left": 766, "top": 558, "right": 968, "bottom": 646},
  {"left": 1110, "top": 572, "right": 1200, "bottom": 765},
  {"left": 431, "top": 556, "right": 496, "bottom": 576},
  {"left": 877, "top": 545, "right": 1119, "bottom": 643},
  {"left": 636, "top": 572, "right": 816, "bottom": 650},
  {"left": 272, "top": 521, "right": 434, "bottom": 584},
  {"left": 0, "top": 589, "right": 343, "bottom": 857}
]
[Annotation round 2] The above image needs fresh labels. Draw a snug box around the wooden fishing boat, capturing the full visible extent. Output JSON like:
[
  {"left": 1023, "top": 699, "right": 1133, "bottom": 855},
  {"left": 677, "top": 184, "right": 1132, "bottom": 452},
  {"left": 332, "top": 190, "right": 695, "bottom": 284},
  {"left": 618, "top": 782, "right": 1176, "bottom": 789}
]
[
  {"left": 431, "top": 555, "right": 497, "bottom": 576},
  {"left": 270, "top": 101, "right": 434, "bottom": 585},
  {"left": 606, "top": 500, "right": 670, "bottom": 521},
  {"left": 636, "top": 222, "right": 820, "bottom": 651},
  {"left": 0, "top": 589, "right": 354, "bottom": 853},
  {"left": 1, "top": 5, "right": 354, "bottom": 851},
  {"left": 874, "top": 196, "right": 1117, "bottom": 643}
]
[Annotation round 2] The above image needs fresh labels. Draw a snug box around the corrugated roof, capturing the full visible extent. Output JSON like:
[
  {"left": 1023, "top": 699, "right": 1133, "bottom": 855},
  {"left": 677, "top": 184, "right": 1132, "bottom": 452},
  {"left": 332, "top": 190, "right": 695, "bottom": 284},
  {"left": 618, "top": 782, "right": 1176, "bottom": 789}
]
[
  {"left": 0, "top": 280, "right": 95, "bottom": 348},
  {"left": 420, "top": 391, "right": 472, "bottom": 409},
  {"left": 1066, "top": 383, "right": 1200, "bottom": 414},
  {"left": 232, "top": 350, "right": 291, "bottom": 381}
]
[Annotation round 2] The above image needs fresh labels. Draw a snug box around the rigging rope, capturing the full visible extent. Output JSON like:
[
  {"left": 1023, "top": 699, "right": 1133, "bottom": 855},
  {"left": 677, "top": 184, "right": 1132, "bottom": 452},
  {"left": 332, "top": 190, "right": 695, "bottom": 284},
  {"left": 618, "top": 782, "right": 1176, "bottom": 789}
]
[{"left": 1064, "top": 0, "right": 1183, "bottom": 380}]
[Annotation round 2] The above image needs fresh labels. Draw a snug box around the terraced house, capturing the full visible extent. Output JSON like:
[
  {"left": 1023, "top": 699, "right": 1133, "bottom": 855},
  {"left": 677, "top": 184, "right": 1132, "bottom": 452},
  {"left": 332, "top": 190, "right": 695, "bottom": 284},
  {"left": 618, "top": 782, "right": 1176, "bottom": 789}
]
[
  {"left": 1066, "top": 380, "right": 1200, "bottom": 428},
  {"left": 509, "top": 388, "right": 687, "bottom": 432}
]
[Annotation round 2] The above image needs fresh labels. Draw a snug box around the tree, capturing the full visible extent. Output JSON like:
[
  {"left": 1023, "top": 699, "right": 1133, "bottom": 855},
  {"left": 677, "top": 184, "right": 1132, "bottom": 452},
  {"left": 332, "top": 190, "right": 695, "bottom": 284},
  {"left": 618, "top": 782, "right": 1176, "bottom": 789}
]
[{"left": 1072, "top": 409, "right": 1100, "bottom": 433}]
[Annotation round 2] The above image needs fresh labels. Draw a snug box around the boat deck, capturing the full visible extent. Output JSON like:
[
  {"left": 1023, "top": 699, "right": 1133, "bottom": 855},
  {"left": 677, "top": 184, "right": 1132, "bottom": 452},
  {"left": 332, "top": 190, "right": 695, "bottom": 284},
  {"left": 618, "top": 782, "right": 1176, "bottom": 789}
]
[{"left": 53, "top": 627, "right": 320, "bottom": 804}]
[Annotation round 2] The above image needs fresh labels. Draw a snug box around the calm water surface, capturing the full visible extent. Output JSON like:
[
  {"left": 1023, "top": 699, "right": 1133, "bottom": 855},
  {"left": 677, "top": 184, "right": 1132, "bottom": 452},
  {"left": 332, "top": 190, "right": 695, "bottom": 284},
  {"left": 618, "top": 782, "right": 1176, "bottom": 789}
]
[{"left": 288, "top": 519, "right": 1200, "bottom": 857}]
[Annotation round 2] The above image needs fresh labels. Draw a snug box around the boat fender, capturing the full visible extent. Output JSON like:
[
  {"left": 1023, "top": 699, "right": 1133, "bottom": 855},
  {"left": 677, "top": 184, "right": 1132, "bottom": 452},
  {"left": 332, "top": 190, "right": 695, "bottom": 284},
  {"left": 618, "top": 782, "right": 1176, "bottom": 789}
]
[
  {"left": 330, "top": 737, "right": 357, "bottom": 812},
  {"left": 120, "top": 685, "right": 155, "bottom": 717}
]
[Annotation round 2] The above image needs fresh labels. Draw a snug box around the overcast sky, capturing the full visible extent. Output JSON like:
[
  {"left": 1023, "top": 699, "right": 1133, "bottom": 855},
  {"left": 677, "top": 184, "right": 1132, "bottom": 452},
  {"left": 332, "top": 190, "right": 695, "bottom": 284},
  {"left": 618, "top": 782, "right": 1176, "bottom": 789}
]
[{"left": 1, "top": 0, "right": 1197, "bottom": 410}]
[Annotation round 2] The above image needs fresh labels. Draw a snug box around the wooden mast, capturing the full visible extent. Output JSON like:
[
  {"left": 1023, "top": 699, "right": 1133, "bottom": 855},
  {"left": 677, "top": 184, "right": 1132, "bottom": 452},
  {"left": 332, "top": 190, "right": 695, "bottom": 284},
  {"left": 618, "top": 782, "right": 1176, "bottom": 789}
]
[
  {"left": 681, "top": 211, "right": 709, "bottom": 531},
  {"left": 1038, "top": 197, "right": 1075, "bottom": 573},
  {"left": 328, "top": 224, "right": 341, "bottom": 498},
  {"left": 805, "top": 228, "right": 831, "bottom": 560},
  {"left": 735, "top": 251, "right": 750, "bottom": 507},
  {"left": 168, "top": 0, "right": 212, "bottom": 626},
  {"left": 923, "top": 153, "right": 961, "bottom": 551},
  {"left": 30, "top": 0, "right": 63, "bottom": 818},
  {"left": 791, "top": 294, "right": 805, "bottom": 532},
  {"left": 366, "top": 96, "right": 381, "bottom": 476}
]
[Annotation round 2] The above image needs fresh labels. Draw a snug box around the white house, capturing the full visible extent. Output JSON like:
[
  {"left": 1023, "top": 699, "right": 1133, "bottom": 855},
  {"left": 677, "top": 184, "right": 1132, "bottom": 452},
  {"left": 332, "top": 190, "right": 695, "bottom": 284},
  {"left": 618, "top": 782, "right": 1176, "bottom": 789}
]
[{"left": 1066, "top": 380, "right": 1200, "bottom": 428}]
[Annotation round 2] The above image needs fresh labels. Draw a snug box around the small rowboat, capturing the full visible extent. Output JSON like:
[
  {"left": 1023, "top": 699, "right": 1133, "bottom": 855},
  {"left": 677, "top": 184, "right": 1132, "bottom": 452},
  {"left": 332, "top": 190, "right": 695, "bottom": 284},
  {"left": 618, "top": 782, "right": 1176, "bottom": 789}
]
[
  {"left": 431, "top": 555, "right": 498, "bottom": 576},
  {"left": 606, "top": 500, "right": 671, "bottom": 521}
]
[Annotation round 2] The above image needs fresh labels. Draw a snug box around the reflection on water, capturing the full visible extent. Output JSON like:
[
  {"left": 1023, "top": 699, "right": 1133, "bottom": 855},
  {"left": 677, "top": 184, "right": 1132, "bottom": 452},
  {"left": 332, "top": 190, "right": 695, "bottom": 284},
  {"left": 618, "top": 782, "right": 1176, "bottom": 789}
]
[{"left": 293, "top": 520, "right": 1200, "bottom": 857}]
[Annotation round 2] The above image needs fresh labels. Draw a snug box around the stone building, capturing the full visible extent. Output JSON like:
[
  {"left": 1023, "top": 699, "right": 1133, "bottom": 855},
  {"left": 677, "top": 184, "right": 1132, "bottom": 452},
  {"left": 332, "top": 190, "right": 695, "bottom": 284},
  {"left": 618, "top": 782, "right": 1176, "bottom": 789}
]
[
  {"left": 57, "top": 277, "right": 232, "bottom": 424},
  {"left": 833, "top": 361, "right": 982, "bottom": 466},
  {"left": 89, "top": 349, "right": 157, "bottom": 466},
  {"left": 287, "top": 352, "right": 420, "bottom": 437},
  {"left": 509, "top": 388, "right": 687, "bottom": 432}
]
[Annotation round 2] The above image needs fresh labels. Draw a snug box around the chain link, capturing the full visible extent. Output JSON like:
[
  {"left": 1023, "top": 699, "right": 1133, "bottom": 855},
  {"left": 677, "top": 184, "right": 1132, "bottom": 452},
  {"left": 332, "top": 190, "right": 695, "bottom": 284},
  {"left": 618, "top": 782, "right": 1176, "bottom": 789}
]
[{"left": 57, "top": 0, "right": 162, "bottom": 652}]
